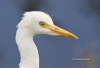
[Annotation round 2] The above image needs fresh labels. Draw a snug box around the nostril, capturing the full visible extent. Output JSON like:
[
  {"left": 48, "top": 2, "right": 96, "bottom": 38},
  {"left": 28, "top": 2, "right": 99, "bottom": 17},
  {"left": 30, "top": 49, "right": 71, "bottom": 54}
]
[{"left": 55, "top": 28, "right": 59, "bottom": 30}]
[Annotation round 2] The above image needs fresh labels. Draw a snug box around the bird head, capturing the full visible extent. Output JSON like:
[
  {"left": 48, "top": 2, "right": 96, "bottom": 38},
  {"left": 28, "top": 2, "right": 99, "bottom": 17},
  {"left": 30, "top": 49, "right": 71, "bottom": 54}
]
[{"left": 17, "top": 11, "right": 78, "bottom": 39}]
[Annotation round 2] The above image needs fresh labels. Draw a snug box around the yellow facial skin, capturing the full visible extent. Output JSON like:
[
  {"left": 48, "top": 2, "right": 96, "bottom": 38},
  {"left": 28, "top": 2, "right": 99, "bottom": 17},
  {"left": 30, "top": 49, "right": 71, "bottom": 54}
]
[{"left": 39, "top": 21, "right": 78, "bottom": 39}]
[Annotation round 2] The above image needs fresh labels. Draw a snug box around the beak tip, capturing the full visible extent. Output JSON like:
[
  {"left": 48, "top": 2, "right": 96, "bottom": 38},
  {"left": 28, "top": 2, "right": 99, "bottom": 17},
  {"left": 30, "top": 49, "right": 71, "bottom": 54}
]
[{"left": 74, "top": 37, "right": 78, "bottom": 40}]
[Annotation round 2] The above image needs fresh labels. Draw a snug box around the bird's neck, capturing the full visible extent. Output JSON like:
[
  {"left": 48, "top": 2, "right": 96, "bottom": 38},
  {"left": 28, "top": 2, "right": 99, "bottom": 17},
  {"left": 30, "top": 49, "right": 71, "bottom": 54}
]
[{"left": 16, "top": 28, "right": 39, "bottom": 68}]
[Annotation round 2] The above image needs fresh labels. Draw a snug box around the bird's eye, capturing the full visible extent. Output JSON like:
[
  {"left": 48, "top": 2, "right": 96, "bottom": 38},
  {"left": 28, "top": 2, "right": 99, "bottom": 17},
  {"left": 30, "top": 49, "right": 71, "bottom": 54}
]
[{"left": 39, "top": 21, "right": 45, "bottom": 26}]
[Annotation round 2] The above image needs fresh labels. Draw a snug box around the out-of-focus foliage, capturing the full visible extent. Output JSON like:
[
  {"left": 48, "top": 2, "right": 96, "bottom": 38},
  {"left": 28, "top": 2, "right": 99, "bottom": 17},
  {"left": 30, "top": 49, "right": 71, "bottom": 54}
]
[{"left": 74, "top": 42, "right": 100, "bottom": 68}]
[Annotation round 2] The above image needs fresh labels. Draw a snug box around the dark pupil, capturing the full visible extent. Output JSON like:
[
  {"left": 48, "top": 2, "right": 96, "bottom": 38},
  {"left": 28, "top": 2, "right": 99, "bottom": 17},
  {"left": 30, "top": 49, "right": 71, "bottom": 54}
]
[{"left": 41, "top": 23, "right": 43, "bottom": 25}]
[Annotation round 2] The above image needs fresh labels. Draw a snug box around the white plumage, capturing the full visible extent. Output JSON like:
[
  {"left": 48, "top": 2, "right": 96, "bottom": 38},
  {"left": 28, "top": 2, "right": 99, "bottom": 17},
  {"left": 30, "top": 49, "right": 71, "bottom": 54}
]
[{"left": 15, "top": 11, "right": 78, "bottom": 68}]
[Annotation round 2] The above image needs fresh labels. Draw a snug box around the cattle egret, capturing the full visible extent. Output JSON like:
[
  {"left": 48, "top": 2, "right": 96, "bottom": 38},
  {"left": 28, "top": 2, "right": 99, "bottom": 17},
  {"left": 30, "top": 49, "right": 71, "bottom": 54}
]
[{"left": 15, "top": 11, "right": 78, "bottom": 68}]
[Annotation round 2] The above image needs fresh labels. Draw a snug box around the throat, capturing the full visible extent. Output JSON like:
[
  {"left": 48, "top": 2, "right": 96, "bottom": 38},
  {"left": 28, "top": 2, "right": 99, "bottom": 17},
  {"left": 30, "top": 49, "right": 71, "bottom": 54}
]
[{"left": 16, "top": 28, "right": 39, "bottom": 68}]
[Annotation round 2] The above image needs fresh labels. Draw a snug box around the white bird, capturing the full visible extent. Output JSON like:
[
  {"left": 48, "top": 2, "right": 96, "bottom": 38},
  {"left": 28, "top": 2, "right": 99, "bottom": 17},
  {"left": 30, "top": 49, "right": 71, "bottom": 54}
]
[{"left": 15, "top": 11, "right": 78, "bottom": 68}]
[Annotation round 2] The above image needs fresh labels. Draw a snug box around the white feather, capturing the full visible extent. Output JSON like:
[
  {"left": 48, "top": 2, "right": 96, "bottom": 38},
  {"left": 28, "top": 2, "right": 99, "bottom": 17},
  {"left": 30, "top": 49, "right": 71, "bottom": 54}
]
[{"left": 16, "top": 11, "right": 59, "bottom": 68}]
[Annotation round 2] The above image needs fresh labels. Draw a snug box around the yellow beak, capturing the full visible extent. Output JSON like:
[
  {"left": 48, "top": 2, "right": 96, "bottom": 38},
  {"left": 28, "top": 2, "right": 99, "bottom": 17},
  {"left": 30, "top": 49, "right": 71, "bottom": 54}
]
[{"left": 45, "top": 24, "right": 78, "bottom": 39}]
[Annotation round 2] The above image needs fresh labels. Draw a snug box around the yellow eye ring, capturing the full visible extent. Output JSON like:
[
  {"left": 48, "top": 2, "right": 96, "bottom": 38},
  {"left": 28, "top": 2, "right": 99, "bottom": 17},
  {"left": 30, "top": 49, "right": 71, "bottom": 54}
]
[
  {"left": 39, "top": 21, "right": 45, "bottom": 26},
  {"left": 40, "top": 22, "right": 44, "bottom": 25}
]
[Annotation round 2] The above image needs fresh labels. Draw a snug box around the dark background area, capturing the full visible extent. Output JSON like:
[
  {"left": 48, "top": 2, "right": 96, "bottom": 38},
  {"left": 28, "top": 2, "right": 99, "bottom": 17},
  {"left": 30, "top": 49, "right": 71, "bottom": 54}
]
[{"left": 0, "top": 0, "right": 100, "bottom": 68}]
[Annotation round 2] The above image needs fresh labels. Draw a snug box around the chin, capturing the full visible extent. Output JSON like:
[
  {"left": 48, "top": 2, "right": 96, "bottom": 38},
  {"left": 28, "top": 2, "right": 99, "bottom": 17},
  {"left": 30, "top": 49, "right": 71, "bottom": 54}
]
[{"left": 47, "top": 32, "right": 60, "bottom": 36}]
